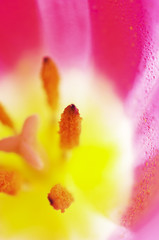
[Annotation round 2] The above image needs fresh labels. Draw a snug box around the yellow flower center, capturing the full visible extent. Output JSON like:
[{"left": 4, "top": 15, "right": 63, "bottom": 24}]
[{"left": 0, "top": 57, "right": 133, "bottom": 240}]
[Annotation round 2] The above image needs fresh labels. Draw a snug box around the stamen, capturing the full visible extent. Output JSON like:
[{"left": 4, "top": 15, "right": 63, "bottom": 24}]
[
  {"left": 0, "top": 103, "right": 14, "bottom": 130},
  {"left": 48, "top": 184, "right": 74, "bottom": 213},
  {"left": 0, "top": 167, "right": 21, "bottom": 195},
  {"left": 41, "top": 57, "right": 60, "bottom": 110},
  {"left": 59, "top": 104, "right": 82, "bottom": 149}
]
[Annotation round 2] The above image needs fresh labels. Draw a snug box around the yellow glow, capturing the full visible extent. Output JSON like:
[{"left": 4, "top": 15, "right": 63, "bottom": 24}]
[{"left": 0, "top": 65, "right": 133, "bottom": 240}]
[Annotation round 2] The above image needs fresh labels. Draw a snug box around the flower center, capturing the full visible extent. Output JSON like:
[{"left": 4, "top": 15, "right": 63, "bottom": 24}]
[{"left": 0, "top": 57, "right": 83, "bottom": 213}]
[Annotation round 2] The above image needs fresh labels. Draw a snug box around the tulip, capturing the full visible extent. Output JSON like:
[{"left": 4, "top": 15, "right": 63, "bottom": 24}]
[{"left": 0, "top": 1, "right": 158, "bottom": 240}]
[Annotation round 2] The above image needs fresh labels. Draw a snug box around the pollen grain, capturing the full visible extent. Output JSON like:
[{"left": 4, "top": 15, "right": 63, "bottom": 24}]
[
  {"left": 48, "top": 184, "right": 74, "bottom": 213},
  {"left": 0, "top": 167, "right": 21, "bottom": 195},
  {"left": 41, "top": 57, "right": 60, "bottom": 110},
  {"left": 59, "top": 104, "right": 82, "bottom": 149},
  {"left": 0, "top": 103, "right": 14, "bottom": 130}
]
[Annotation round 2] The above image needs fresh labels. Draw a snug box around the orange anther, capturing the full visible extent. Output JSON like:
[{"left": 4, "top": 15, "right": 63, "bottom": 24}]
[
  {"left": 0, "top": 167, "right": 21, "bottom": 195},
  {"left": 41, "top": 57, "right": 60, "bottom": 110},
  {"left": 0, "top": 103, "right": 14, "bottom": 130},
  {"left": 59, "top": 104, "right": 82, "bottom": 149},
  {"left": 48, "top": 184, "right": 74, "bottom": 213}
]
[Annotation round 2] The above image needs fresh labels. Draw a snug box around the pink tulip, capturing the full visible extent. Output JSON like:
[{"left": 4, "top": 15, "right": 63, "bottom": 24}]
[{"left": 0, "top": 0, "right": 159, "bottom": 240}]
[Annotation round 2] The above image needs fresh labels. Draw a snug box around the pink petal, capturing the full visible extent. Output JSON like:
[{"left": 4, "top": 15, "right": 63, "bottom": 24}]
[
  {"left": 110, "top": 208, "right": 159, "bottom": 240},
  {"left": 120, "top": 0, "right": 159, "bottom": 235},
  {"left": 0, "top": 0, "right": 42, "bottom": 72},
  {"left": 38, "top": 0, "right": 91, "bottom": 68},
  {"left": 133, "top": 208, "right": 159, "bottom": 240},
  {"left": 121, "top": 152, "right": 159, "bottom": 230},
  {"left": 88, "top": 0, "right": 147, "bottom": 98}
]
